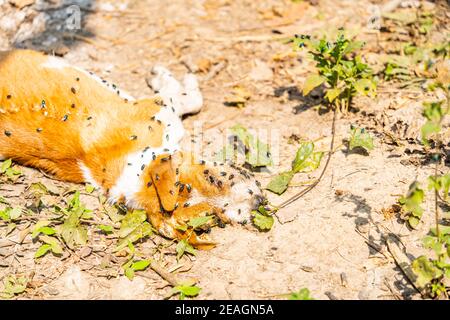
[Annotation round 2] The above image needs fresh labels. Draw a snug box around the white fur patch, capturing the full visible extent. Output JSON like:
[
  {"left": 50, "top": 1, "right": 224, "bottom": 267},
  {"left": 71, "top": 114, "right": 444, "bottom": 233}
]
[
  {"left": 78, "top": 162, "right": 103, "bottom": 191},
  {"left": 41, "top": 56, "right": 68, "bottom": 69},
  {"left": 108, "top": 105, "right": 183, "bottom": 205},
  {"left": 108, "top": 67, "right": 201, "bottom": 206}
]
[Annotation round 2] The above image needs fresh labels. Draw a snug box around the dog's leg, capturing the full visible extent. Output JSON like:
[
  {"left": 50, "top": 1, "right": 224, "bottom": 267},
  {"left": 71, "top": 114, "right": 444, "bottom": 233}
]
[{"left": 149, "top": 66, "right": 203, "bottom": 117}]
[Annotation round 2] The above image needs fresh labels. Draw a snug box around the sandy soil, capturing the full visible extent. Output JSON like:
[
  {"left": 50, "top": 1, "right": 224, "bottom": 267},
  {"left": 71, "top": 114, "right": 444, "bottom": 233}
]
[{"left": 0, "top": 0, "right": 449, "bottom": 300}]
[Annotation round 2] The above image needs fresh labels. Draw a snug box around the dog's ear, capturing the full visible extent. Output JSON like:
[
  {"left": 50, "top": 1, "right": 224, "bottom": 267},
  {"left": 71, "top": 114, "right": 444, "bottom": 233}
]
[{"left": 149, "top": 154, "right": 179, "bottom": 212}]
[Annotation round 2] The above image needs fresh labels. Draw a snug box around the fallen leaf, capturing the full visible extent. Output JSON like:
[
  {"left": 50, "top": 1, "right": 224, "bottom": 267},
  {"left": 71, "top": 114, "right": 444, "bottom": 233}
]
[
  {"left": 224, "top": 86, "right": 251, "bottom": 108},
  {"left": 266, "top": 171, "right": 294, "bottom": 195}
]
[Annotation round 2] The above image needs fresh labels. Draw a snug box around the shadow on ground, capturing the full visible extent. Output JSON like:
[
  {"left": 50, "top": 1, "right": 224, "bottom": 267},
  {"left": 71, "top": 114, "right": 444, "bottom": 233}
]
[{"left": 2, "top": 0, "right": 97, "bottom": 55}]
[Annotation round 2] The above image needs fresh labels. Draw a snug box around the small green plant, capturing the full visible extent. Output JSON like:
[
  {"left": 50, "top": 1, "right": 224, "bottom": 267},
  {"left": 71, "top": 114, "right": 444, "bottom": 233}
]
[
  {"left": 169, "top": 280, "right": 201, "bottom": 300},
  {"left": 98, "top": 224, "right": 114, "bottom": 234},
  {"left": 412, "top": 225, "right": 450, "bottom": 298},
  {"left": 421, "top": 100, "right": 448, "bottom": 147},
  {"left": 59, "top": 191, "right": 91, "bottom": 249},
  {"left": 121, "top": 242, "right": 151, "bottom": 280},
  {"left": 176, "top": 239, "right": 196, "bottom": 260},
  {"left": 1, "top": 275, "right": 28, "bottom": 299},
  {"left": 114, "top": 209, "right": 153, "bottom": 252},
  {"left": 287, "top": 288, "right": 314, "bottom": 300},
  {"left": 0, "top": 159, "right": 22, "bottom": 181},
  {"left": 34, "top": 235, "right": 64, "bottom": 259},
  {"left": 266, "top": 141, "right": 323, "bottom": 195},
  {"left": 398, "top": 182, "right": 425, "bottom": 229},
  {"left": 0, "top": 206, "right": 25, "bottom": 237},
  {"left": 252, "top": 205, "right": 275, "bottom": 231},
  {"left": 0, "top": 207, "right": 22, "bottom": 222},
  {"left": 33, "top": 192, "right": 95, "bottom": 259},
  {"left": 294, "top": 32, "right": 376, "bottom": 113},
  {"left": 408, "top": 76, "right": 449, "bottom": 298},
  {"left": 348, "top": 126, "right": 374, "bottom": 153}
]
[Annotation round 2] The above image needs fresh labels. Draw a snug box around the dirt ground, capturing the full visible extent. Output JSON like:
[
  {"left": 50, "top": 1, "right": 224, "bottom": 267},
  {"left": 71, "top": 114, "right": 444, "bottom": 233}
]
[{"left": 0, "top": 0, "right": 449, "bottom": 300}]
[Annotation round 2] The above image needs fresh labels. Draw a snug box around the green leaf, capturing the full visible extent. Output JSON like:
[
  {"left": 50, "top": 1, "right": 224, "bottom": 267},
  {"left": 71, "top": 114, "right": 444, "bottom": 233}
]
[
  {"left": 429, "top": 225, "right": 450, "bottom": 237},
  {"left": 104, "top": 206, "right": 125, "bottom": 223},
  {"left": 60, "top": 211, "right": 88, "bottom": 249},
  {"left": 292, "top": 142, "right": 324, "bottom": 173},
  {"left": 176, "top": 239, "right": 196, "bottom": 260},
  {"left": 34, "top": 244, "right": 52, "bottom": 259},
  {"left": 348, "top": 127, "right": 374, "bottom": 152},
  {"left": 399, "top": 182, "right": 424, "bottom": 229},
  {"left": 301, "top": 152, "right": 324, "bottom": 172},
  {"left": 325, "top": 88, "right": 341, "bottom": 102},
  {"left": 266, "top": 171, "right": 294, "bottom": 195},
  {"left": 173, "top": 283, "right": 201, "bottom": 299},
  {"left": 85, "top": 184, "right": 95, "bottom": 193},
  {"left": 421, "top": 121, "right": 441, "bottom": 145},
  {"left": 0, "top": 159, "right": 12, "bottom": 173},
  {"left": 354, "top": 78, "right": 376, "bottom": 97},
  {"left": 411, "top": 256, "right": 443, "bottom": 288},
  {"left": 5, "top": 167, "right": 22, "bottom": 180},
  {"left": 408, "top": 216, "right": 420, "bottom": 229},
  {"left": 125, "top": 267, "right": 135, "bottom": 280},
  {"left": 292, "top": 142, "right": 314, "bottom": 172},
  {"left": 295, "top": 32, "right": 376, "bottom": 112},
  {"left": 188, "top": 216, "right": 213, "bottom": 230},
  {"left": 35, "top": 226, "right": 56, "bottom": 237},
  {"left": 32, "top": 221, "right": 52, "bottom": 239},
  {"left": 428, "top": 174, "right": 450, "bottom": 200},
  {"left": 230, "top": 125, "right": 272, "bottom": 167},
  {"left": 0, "top": 210, "right": 10, "bottom": 221},
  {"left": 28, "top": 182, "right": 52, "bottom": 197},
  {"left": 252, "top": 211, "right": 274, "bottom": 231},
  {"left": 302, "top": 74, "right": 326, "bottom": 96},
  {"left": 288, "top": 288, "right": 314, "bottom": 300},
  {"left": 98, "top": 224, "right": 114, "bottom": 234},
  {"left": 8, "top": 207, "right": 22, "bottom": 220},
  {"left": 114, "top": 222, "right": 153, "bottom": 252},
  {"left": 176, "top": 225, "right": 188, "bottom": 232},
  {"left": 342, "top": 40, "right": 365, "bottom": 56},
  {"left": 423, "top": 101, "right": 444, "bottom": 122},
  {"left": 131, "top": 260, "right": 151, "bottom": 271},
  {"left": 2, "top": 275, "right": 28, "bottom": 297},
  {"left": 118, "top": 210, "right": 147, "bottom": 238},
  {"left": 40, "top": 235, "right": 63, "bottom": 255}
]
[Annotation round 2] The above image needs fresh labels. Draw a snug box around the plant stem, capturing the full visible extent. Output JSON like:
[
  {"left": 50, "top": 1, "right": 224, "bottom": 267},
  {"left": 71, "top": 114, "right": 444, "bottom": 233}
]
[
  {"left": 434, "top": 159, "right": 440, "bottom": 240},
  {"left": 346, "top": 89, "right": 351, "bottom": 113}
]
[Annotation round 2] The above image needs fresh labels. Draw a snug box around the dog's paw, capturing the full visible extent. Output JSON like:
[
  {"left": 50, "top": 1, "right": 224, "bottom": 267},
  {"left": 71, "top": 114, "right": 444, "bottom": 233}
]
[
  {"left": 221, "top": 179, "right": 264, "bottom": 224},
  {"left": 149, "top": 65, "right": 203, "bottom": 116},
  {"left": 180, "top": 74, "right": 203, "bottom": 115},
  {"left": 150, "top": 66, "right": 181, "bottom": 95}
]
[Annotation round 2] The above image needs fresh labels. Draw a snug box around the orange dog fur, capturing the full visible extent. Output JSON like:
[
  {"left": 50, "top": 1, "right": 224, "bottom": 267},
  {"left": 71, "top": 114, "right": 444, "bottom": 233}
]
[{"left": 0, "top": 50, "right": 264, "bottom": 248}]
